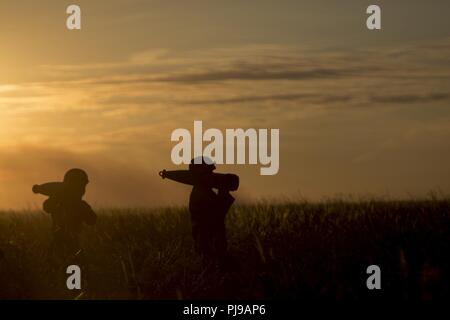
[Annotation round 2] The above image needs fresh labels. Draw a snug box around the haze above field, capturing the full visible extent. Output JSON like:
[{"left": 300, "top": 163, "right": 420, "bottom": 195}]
[{"left": 0, "top": 0, "right": 449, "bottom": 208}]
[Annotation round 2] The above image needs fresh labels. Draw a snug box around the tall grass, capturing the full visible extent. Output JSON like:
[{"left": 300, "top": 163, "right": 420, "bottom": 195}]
[{"left": 0, "top": 199, "right": 449, "bottom": 300}]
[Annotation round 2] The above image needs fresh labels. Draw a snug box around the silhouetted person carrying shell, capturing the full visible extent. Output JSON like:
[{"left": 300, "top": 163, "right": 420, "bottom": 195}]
[
  {"left": 32, "top": 168, "right": 96, "bottom": 261},
  {"left": 159, "top": 157, "right": 238, "bottom": 266}
]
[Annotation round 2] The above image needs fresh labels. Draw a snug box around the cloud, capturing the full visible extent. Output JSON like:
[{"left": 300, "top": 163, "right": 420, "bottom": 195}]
[
  {"left": 31, "top": 45, "right": 379, "bottom": 86},
  {"left": 155, "top": 67, "right": 353, "bottom": 84},
  {"left": 369, "top": 93, "right": 450, "bottom": 104},
  {"left": 74, "top": 65, "right": 361, "bottom": 87},
  {"left": 186, "top": 93, "right": 352, "bottom": 105},
  {"left": 21, "top": 42, "right": 448, "bottom": 95}
]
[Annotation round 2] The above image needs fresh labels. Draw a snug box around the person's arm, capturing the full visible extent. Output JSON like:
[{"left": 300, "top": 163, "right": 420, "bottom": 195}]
[
  {"left": 216, "top": 190, "right": 235, "bottom": 218},
  {"left": 80, "top": 201, "right": 97, "bottom": 225},
  {"left": 42, "top": 197, "right": 60, "bottom": 214}
]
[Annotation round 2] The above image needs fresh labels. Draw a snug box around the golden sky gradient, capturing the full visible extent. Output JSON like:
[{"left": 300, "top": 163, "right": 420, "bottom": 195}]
[{"left": 0, "top": 0, "right": 449, "bottom": 208}]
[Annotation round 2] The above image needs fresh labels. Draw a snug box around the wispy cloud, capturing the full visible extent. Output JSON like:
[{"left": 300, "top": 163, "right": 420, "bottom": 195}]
[
  {"left": 155, "top": 67, "right": 354, "bottom": 83},
  {"left": 186, "top": 93, "right": 352, "bottom": 105},
  {"left": 370, "top": 93, "right": 450, "bottom": 104}
]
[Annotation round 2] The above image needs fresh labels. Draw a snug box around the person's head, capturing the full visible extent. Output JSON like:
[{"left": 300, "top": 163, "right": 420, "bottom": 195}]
[
  {"left": 63, "top": 168, "right": 89, "bottom": 199},
  {"left": 189, "top": 156, "right": 216, "bottom": 176}
]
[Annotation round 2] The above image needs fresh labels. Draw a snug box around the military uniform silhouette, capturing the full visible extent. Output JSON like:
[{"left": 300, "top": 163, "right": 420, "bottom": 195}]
[
  {"left": 33, "top": 168, "right": 96, "bottom": 260},
  {"left": 188, "top": 158, "right": 235, "bottom": 263}
]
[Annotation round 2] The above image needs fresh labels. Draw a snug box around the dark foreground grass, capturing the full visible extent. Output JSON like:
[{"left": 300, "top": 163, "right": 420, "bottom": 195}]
[{"left": 0, "top": 199, "right": 449, "bottom": 300}]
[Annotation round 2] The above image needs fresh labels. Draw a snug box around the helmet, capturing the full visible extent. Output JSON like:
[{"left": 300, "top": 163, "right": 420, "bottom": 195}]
[
  {"left": 189, "top": 156, "right": 216, "bottom": 174},
  {"left": 63, "top": 168, "right": 89, "bottom": 185}
]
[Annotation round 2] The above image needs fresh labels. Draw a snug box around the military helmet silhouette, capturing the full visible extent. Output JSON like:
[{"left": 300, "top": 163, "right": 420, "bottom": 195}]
[
  {"left": 64, "top": 168, "right": 89, "bottom": 185},
  {"left": 189, "top": 156, "right": 216, "bottom": 174}
]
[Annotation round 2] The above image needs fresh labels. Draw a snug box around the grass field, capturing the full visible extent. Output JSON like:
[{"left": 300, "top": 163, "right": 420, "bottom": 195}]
[{"left": 0, "top": 198, "right": 449, "bottom": 300}]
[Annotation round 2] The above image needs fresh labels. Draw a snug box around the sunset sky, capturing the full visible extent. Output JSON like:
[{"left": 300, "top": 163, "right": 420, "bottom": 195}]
[{"left": 0, "top": 0, "right": 449, "bottom": 209}]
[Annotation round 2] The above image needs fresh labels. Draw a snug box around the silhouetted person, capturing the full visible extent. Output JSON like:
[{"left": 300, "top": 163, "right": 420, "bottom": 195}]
[
  {"left": 32, "top": 168, "right": 96, "bottom": 261},
  {"left": 189, "top": 158, "right": 235, "bottom": 264},
  {"left": 159, "top": 157, "right": 238, "bottom": 267}
]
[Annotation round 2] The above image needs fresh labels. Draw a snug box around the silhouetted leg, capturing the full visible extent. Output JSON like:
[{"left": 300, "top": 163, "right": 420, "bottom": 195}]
[{"left": 215, "top": 224, "right": 228, "bottom": 265}]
